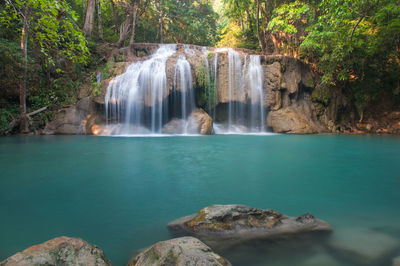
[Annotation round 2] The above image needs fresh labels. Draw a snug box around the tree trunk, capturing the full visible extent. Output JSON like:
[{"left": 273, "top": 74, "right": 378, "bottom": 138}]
[
  {"left": 158, "top": 1, "right": 163, "bottom": 43},
  {"left": 117, "top": 15, "right": 131, "bottom": 47},
  {"left": 20, "top": 6, "right": 30, "bottom": 133},
  {"left": 129, "top": 1, "right": 138, "bottom": 45},
  {"left": 256, "top": 4, "right": 266, "bottom": 53},
  {"left": 110, "top": 0, "right": 119, "bottom": 34},
  {"left": 83, "top": 0, "right": 96, "bottom": 37},
  {"left": 96, "top": 0, "right": 103, "bottom": 39}
]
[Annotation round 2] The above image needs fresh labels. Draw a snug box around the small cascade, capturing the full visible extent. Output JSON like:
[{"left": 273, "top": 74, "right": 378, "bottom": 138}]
[
  {"left": 248, "top": 55, "right": 265, "bottom": 132},
  {"left": 105, "top": 44, "right": 176, "bottom": 135},
  {"left": 173, "top": 55, "right": 195, "bottom": 129},
  {"left": 227, "top": 48, "right": 246, "bottom": 131},
  {"left": 201, "top": 47, "right": 213, "bottom": 118},
  {"left": 221, "top": 49, "right": 266, "bottom": 133},
  {"left": 212, "top": 52, "right": 219, "bottom": 120}
]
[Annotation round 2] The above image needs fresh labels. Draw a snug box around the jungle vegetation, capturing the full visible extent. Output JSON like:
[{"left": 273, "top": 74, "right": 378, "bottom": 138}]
[{"left": 0, "top": 0, "right": 399, "bottom": 134}]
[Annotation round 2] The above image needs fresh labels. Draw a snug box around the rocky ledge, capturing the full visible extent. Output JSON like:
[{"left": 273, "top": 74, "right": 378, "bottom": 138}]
[
  {"left": 0, "top": 236, "right": 112, "bottom": 266},
  {"left": 129, "top": 236, "right": 231, "bottom": 266},
  {"left": 168, "top": 205, "right": 332, "bottom": 242}
]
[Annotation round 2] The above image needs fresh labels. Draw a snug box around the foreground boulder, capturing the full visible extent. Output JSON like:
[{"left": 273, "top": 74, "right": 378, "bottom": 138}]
[
  {"left": 168, "top": 205, "right": 331, "bottom": 242},
  {"left": 0, "top": 236, "right": 112, "bottom": 266},
  {"left": 129, "top": 237, "right": 230, "bottom": 266}
]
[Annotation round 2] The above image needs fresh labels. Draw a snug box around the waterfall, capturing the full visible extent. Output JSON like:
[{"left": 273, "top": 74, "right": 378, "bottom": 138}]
[
  {"left": 201, "top": 47, "right": 212, "bottom": 118},
  {"left": 105, "top": 44, "right": 176, "bottom": 135},
  {"left": 174, "top": 55, "right": 195, "bottom": 124},
  {"left": 212, "top": 52, "right": 218, "bottom": 120},
  {"left": 221, "top": 49, "right": 266, "bottom": 133},
  {"left": 248, "top": 55, "right": 265, "bottom": 132},
  {"left": 104, "top": 44, "right": 267, "bottom": 136},
  {"left": 227, "top": 48, "right": 245, "bottom": 132}
]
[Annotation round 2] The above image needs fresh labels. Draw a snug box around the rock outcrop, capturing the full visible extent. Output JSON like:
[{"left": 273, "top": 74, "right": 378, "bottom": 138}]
[
  {"left": 44, "top": 97, "right": 105, "bottom": 135},
  {"left": 0, "top": 236, "right": 111, "bottom": 266},
  {"left": 267, "top": 101, "right": 326, "bottom": 134},
  {"left": 168, "top": 205, "right": 332, "bottom": 242},
  {"left": 128, "top": 237, "right": 231, "bottom": 266}
]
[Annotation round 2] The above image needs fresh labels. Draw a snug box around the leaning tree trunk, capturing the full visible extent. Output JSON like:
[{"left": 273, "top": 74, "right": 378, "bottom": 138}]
[
  {"left": 96, "top": 0, "right": 103, "bottom": 39},
  {"left": 83, "top": 0, "right": 96, "bottom": 37},
  {"left": 20, "top": 6, "right": 30, "bottom": 133},
  {"left": 129, "top": 1, "right": 138, "bottom": 45},
  {"left": 117, "top": 15, "right": 131, "bottom": 47}
]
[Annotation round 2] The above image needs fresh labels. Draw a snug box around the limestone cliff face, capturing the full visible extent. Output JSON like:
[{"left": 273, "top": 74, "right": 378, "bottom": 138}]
[{"left": 50, "top": 43, "right": 331, "bottom": 135}]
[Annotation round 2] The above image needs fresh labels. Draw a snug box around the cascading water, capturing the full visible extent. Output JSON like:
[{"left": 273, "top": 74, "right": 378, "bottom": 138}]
[
  {"left": 105, "top": 44, "right": 176, "bottom": 135},
  {"left": 248, "top": 55, "right": 265, "bottom": 132},
  {"left": 214, "top": 49, "right": 266, "bottom": 134},
  {"left": 227, "top": 48, "right": 246, "bottom": 132},
  {"left": 173, "top": 55, "right": 195, "bottom": 132},
  {"left": 211, "top": 52, "right": 218, "bottom": 120},
  {"left": 104, "top": 44, "right": 267, "bottom": 136},
  {"left": 201, "top": 47, "right": 212, "bottom": 117}
]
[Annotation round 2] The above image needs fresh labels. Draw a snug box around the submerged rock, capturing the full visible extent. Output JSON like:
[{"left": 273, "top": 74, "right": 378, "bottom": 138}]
[
  {"left": 300, "top": 251, "right": 342, "bottom": 266},
  {"left": 0, "top": 236, "right": 112, "bottom": 266},
  {"left": 329, "top": 227, "right": 399, "bottom": 264},
  {"left": 393, "top": 256, "right": 400, "bottom": 266},
  {"left": 168, "top": 205, "right": 331, "bottom": 242},
  {"left": 128, "top": 237, "right": 231, "bottom": 266}
]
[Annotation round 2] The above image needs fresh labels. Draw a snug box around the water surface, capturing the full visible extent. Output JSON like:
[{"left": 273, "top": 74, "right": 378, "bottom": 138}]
[{"left": 0, "top": 135, "right": 399, "bottom": 265}]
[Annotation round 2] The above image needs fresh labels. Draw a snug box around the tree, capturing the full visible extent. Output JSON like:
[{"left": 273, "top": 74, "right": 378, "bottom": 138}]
[
  {"left": 83, "top": 0, "right": 96, "bottom": 36},
  {"left": 2, "top": 0, "right": 89, "bottom": 132}
]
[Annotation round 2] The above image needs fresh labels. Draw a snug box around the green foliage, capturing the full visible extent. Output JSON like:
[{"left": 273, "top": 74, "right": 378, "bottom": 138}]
[
  {"left": 91, "top": 81, "right": 102, "bottom": 97},
  {"left": 301, "top": 0, "right": 400, "bottom": 112},
  {"left": 103, "top": 60, "right": 114, "bottom": 79}
]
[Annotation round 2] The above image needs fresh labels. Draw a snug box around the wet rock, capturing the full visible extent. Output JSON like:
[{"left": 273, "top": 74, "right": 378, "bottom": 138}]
[
  {"left": 128, "top": 237, "right": 231, "bottom": 266},
  {"left": 168, "top": 205, "right": 331, "bottom": 242},
  {"left": 329, "top": 228, "right": 399, "bottom": 264},
  {"left": 162, "top": 109, "right": 213, "bottom": 135},
  {"left": 0, "top": 236, "right": 111, "bottom": 266},
  {"left": 188, "top": 108, "right": 213, "bottom": 135}
]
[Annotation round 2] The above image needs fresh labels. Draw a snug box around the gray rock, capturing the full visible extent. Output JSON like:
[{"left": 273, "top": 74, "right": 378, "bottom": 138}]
[
  {"left": 168, "top": 205, "right": 332, "bottom": 242},
  {"left": 329, "top": 227, "right": 399, "bottom": 264},
  {"left": 0, "top": 236, "right": 112, "bottom": 266},
  {"left": 128, "top": 237, "right": 231, "bottom": 266}
]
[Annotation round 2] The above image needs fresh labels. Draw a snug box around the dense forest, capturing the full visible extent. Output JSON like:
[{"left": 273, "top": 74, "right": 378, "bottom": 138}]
[{"left": 0, "top": 0, "right": 399, "bottom": 135}]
